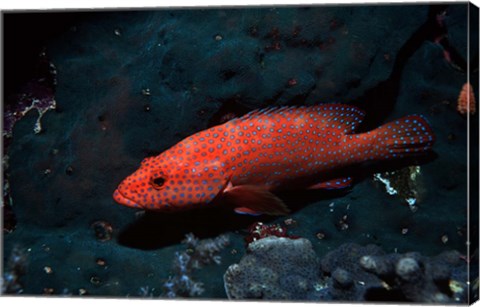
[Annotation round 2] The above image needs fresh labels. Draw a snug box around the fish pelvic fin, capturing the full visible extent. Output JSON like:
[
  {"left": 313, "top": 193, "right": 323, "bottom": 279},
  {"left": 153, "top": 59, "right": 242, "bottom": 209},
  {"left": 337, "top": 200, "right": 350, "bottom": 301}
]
[
  {"left": 363, "top": 114, "right": 435, "bottom": 160},
  {"left": 223, "top": 185, "right": 290, "bottom": 216}
]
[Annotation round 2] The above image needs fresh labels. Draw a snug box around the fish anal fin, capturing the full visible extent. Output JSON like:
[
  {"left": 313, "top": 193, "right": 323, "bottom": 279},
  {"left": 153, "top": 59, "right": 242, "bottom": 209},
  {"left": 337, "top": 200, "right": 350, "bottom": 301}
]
[
  {"left": 308, "top": 177, "right": 352, "bottom": 190},
  {"left": 223, "top": 185, "right": 290, "bottom": 216}
]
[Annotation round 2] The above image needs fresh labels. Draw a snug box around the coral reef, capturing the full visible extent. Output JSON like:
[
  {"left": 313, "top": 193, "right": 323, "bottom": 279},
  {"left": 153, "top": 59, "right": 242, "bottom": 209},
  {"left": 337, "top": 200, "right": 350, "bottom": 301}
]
[
  {"left": 457, "top": 82, "right": 476, "bottom": 115},
  {"left": 373, "top": 165, "right": 424, "bottom": 211},
  {"left": 3, "top": 51, "right": 57, "bottom": 234},
  {"left": 357, "top": 249, "right": 469, "bottom": 303},
  {"left": 224, "top": 236, "right": 326, "bottom": 300},
  {"left": 322, "top": 243, "right": 470, "bottom": 303},
  {"left": 3, "top": 51, "right": 57, "bottom": 138},
  {"left": 1, "top": 246, "right": 28, "bottom": 294},
  {"left": 244, "top": 221, "right": 299, "bottom": 245},
  {"left": 163, "top": 233, "right": 229, "bottom": 298},
  {"left": 2, "top": 175, "right": 16, "bottom": 233},
  {"left": 225, "top": 239, "right": 471, "bottom": 303},
  {"left": 320, "top": 243, "right": 386, "bottom": 301},
  {"left": 90, "top": 220, "right": 114, "bottom": 242}
]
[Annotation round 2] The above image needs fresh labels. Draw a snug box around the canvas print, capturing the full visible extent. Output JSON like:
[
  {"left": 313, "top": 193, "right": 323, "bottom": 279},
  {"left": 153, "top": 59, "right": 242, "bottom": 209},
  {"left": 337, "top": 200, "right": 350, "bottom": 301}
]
[{"left": 2, "top": 2, "right": 479, "bottom": 304}]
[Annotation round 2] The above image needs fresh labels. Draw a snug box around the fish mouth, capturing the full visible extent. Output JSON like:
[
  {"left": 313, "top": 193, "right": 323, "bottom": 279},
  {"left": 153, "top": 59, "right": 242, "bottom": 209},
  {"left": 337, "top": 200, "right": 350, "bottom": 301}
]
[{"left": 113, "top": 189, "right": 142, "bottom": 208}]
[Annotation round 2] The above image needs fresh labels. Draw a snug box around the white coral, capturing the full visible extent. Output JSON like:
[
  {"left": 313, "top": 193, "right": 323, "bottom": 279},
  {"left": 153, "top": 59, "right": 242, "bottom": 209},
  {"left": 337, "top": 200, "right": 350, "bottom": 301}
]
[{"left": 163, "top": 233, "right": 229, "bottom": 298}]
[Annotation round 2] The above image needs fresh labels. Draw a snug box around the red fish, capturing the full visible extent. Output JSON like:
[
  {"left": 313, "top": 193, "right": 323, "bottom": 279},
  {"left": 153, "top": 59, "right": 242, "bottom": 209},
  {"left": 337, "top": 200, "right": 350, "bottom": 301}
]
[{"left": 113, "top": 104, "right": 435, "bottom": 215}]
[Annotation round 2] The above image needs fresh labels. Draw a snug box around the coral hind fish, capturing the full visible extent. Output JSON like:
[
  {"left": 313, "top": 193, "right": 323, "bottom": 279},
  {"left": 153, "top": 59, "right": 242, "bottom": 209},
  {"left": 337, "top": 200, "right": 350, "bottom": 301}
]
[{"left": 113, "top": 103, "right": 435, "bottom": 215}]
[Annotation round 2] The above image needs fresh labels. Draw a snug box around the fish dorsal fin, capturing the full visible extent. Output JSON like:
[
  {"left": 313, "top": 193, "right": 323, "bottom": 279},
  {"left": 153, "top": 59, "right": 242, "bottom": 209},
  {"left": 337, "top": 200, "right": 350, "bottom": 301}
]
[
  {"left": 230, "top": 104, "right": 365, "bottom": 134},
  {"left": 309, "top": 104, "right": 365, "bottom": 134},
  {"left": 231, "top": 105, "right": 294, "bottom": 123}
]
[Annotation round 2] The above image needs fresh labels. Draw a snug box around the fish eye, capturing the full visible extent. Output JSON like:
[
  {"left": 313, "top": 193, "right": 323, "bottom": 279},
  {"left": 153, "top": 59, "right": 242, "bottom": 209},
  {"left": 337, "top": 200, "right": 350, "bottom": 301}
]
[{"left": 151, "top": 177, "right": 166, "bottom": 189}]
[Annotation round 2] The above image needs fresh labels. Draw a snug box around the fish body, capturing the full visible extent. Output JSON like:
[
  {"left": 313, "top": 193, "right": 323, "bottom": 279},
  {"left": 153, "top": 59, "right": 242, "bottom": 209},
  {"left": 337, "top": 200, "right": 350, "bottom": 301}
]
[{"left": 113, "top": 104, "right": 435, "bottom": 215}]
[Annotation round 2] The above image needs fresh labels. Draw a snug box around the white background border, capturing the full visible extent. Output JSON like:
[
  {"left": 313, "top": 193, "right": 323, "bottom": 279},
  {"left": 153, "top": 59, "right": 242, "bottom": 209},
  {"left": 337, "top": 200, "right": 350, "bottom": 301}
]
[{"left": 1, "top": 1, "right": 479, "bottom": 307}]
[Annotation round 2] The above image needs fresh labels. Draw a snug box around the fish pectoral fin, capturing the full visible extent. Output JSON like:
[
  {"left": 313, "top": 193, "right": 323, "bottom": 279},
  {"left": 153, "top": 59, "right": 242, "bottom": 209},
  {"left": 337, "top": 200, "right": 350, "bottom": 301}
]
[
  {"left": 223, "top": 185, "right": 290, "bottom": 216},
  {"left": 308, "top": 177, "right": 352, "bottom": 190}
]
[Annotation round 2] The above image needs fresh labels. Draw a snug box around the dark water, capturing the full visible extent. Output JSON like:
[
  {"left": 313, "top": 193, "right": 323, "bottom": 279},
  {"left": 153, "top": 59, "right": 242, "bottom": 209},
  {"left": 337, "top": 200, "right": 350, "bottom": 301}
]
[{"left": 2, "top": 3, "right": 479, "bottom": 300}]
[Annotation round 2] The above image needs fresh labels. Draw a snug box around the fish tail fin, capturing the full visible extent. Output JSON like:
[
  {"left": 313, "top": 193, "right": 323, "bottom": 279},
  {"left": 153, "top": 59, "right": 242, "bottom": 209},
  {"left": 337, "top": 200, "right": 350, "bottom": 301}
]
[{"left": 368, "top": 115, "right": 435, "bottom": 159}]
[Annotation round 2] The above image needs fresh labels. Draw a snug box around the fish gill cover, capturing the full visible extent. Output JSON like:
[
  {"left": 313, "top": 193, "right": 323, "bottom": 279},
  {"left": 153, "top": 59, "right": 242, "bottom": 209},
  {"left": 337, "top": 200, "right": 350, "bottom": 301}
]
[{"left": 2, "top": 3, "right": 479, "bottom": 303}]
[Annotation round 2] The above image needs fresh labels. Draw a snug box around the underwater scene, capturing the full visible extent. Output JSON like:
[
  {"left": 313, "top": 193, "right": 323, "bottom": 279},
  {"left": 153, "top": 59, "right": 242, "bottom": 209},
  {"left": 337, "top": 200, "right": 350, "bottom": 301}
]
[{"left": 2, "top": 2, "right": 479, "bottom": 304}]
